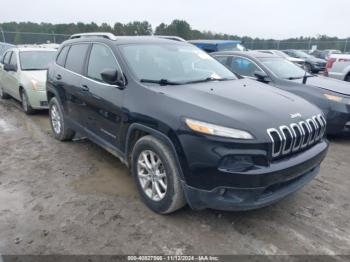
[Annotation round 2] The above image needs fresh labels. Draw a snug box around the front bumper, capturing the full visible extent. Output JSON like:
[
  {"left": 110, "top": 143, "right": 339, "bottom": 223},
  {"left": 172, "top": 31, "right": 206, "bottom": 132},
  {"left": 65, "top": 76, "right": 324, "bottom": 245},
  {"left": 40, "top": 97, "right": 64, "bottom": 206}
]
[
  {"left": 27, "top": 90, "right": 48, "bottom": 109},
  {"left": 179, "top": 137, "right": 328, "bottom": 211}
]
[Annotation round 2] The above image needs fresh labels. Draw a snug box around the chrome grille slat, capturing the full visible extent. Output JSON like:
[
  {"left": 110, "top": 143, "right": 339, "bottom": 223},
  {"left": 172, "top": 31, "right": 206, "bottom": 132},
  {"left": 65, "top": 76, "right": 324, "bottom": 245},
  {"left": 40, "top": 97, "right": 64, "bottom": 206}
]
[{"left": 267, "top": 114, "right": 326, "bottom": 159}]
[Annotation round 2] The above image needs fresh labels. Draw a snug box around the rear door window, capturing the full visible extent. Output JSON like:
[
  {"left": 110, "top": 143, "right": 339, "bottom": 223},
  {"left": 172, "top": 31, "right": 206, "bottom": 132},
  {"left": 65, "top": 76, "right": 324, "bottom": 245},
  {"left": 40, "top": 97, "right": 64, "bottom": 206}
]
[
  {"left": 230, "top": 56, "right": 263, "bottom": 77},
  {"left": 56, "top": 46, "right": 70, "bottom": 67},
  {"left": 65, "top": 44, "right": 90, "bottom": 74}
]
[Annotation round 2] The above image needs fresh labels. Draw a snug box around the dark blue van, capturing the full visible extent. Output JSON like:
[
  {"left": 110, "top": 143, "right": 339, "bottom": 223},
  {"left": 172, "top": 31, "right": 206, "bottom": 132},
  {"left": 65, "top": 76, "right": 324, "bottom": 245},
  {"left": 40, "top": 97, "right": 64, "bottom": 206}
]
[{"left": 189, "top": 40, "right": 246, "bottom": 53}]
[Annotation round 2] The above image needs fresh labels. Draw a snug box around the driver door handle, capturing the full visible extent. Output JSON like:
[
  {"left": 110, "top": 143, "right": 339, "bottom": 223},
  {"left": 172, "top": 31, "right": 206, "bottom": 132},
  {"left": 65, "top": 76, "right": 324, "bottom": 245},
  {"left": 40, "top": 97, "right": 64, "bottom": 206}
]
[
  {"left": 81, "top": 84, "right": 89, "bottom": 91},
  {"left": 55, "top": 74, "right": 62, "bottom": 80}
]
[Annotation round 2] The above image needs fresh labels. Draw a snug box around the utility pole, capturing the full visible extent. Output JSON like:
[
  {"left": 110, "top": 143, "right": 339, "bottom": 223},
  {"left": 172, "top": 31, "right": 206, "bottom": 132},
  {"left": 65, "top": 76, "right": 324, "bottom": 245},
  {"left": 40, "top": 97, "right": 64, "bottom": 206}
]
[
  {"left": 0, "top": 28, "right": 5, "bottom": 43},
  {"left": 52, "top": 31, "right": 56, "bottom": 43},
  {"left": 344, "top": 39, "right": 348, "bottom": 53}
]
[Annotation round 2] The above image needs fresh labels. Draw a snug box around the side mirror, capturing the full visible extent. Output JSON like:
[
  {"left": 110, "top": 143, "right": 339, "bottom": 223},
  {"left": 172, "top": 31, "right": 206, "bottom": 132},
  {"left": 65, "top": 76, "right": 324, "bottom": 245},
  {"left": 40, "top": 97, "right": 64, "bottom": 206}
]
[
  {"left": 4, "top": 64, "right": 17, "bottom": 72},
  {"left": 101, "top": 69, "right": 125, "bottom": 87},
  {"left": 254, "top": 71, "right": 270, "bottom": 83}
]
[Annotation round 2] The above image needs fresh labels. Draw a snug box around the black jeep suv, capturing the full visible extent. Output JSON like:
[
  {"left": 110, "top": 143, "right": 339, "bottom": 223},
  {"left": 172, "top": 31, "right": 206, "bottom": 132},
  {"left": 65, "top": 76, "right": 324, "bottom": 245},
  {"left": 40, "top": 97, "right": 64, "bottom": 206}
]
[{"left": 47, "top": 33, "right": 328, "bottom": 214}]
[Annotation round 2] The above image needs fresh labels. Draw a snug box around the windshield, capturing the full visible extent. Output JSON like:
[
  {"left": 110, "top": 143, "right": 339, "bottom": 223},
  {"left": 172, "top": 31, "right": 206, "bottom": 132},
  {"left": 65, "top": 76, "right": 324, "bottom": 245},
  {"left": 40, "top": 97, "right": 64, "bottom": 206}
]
[
  {"left": 19, "top": 51, "right": 56, "bottom": 70},
  {"left": 259, "top": 57, "right": 307, "bottom": 79},
  {"left": 119, "top": 44, "right": 236, "bottom": 83},
  {"left": 274, "top": 50, "right": 290, "bottom": 58},
  {"left": 291, "top": 50, "right": 310, "bottom": 58}
]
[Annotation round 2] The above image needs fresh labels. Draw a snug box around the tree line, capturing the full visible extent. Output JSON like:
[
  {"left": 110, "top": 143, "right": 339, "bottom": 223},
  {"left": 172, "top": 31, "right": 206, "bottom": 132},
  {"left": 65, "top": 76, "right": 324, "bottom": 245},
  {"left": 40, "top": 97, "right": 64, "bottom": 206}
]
[{"left": 0, "top": 20, "right": 349, "bottom": 51}]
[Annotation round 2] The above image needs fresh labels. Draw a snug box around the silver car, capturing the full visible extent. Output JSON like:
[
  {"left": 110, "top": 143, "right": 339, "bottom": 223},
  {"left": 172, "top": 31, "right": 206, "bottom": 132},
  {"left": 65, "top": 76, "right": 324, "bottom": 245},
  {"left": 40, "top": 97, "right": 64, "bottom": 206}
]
[
  {"left": 0, "top": 47, "right": 57, "bottom": 114},
  {"left": 326, "top": 54, "right": 350, "bottom": 82}
]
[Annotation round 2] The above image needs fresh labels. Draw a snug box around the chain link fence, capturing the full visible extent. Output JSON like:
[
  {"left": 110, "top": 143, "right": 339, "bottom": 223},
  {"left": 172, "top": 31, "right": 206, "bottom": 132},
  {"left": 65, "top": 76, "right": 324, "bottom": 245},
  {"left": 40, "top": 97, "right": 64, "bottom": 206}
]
[
  {"left": 0, "top": 31, "right": 70, "bottom": 45},
  {"left": 1, "top": 31, "right": 349, "bottom": 53},
  {"left": 244, "top": 39, "right": 349, "bottom": 52}
]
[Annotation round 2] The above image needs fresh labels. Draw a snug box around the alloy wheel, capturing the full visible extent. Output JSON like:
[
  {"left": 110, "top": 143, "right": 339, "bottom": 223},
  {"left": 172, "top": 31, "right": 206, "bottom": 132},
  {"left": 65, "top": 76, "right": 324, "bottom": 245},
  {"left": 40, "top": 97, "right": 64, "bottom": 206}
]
[
  {"left": 137, "top": 150, "right": 167, "bottom": 201},
  {"left": 50, "top": 104, "right": 62, "bottom": 135}
]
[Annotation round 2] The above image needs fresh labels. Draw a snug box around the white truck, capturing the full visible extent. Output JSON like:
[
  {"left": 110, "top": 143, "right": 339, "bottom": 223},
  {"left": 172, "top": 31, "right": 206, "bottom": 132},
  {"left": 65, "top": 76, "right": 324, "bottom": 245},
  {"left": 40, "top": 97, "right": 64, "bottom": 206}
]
[{"left": 326, "top": 54, "right": 350, "bottom": 82}]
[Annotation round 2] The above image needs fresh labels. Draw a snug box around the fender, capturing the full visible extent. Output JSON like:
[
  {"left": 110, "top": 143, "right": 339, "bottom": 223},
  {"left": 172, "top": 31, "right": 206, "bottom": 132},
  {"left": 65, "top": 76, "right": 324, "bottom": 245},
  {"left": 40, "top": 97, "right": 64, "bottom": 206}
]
[{"left": 125, "top": 123, "right": 186, "bottom": 180}]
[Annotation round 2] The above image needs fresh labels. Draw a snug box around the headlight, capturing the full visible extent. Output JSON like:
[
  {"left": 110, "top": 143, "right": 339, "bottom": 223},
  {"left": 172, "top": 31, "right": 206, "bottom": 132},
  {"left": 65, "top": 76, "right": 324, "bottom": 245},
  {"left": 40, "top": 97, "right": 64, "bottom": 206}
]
[
  {"left": 324, "top": 94, "right": 343, "bottom": 102},
  {"left": 31, "top": 80, "right": 38, "bottom": 91},
  {"left": 185, "top": 118, "right": 254, "bottom": 139}
]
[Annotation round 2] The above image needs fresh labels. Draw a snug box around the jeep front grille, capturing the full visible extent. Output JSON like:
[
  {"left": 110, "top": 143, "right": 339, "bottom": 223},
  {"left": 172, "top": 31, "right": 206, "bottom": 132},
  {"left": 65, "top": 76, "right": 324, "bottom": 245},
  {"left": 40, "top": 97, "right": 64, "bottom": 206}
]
[{"left": 267, "top": 114, "right": 326, "bottom": 159}]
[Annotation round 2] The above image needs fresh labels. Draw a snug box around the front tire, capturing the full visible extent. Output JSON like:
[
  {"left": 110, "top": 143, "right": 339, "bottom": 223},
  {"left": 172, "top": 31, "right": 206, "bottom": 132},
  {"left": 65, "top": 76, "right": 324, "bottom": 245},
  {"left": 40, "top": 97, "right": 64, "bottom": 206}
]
[
  {"left": 49, "top": 97, "right": 75, "bottom": 141},
  {"left": 304, "top": 63, "right": 312, "bottom": 73},
  {"left": 132, "top": 135, "right": 186, "bottom": 214},
  {"left": 20, "top": 89, "right": 35, "bottom": 115},
  {"left": 345, "top": 74, "right": 350, "bottom": 82},
  {"left": 0, "top": 86, "right": 10, "bottom": 99}
]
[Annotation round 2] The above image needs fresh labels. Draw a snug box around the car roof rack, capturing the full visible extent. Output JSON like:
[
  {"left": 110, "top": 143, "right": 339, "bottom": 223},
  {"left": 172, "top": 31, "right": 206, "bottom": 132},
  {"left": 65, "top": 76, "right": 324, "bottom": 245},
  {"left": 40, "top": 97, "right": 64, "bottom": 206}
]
[
  {"left": 154, "top": 35, "right": 187, "bottom": 42},
  {"left": 69, "top": 32, "right": 118, "bottom": 40}
]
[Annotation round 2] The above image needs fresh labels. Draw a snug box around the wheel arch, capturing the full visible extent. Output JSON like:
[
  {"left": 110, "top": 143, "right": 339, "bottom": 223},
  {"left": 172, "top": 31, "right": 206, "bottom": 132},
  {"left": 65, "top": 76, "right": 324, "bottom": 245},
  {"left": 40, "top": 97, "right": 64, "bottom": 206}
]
[{"left": 125, "top": 123, "right": 186, "bottom": 180}]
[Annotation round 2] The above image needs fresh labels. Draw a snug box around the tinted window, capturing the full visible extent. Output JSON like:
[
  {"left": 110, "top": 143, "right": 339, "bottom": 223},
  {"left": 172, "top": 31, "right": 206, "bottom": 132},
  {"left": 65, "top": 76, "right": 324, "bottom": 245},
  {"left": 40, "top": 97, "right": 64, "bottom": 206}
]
[
  {"left": 56, "top": 46, "right": 70, "bottom": 66},
  {"left": 214, "top": 56, "right": 229, "bottom": 66},
  {"left": 65, "top": 44, "right": 90, "bottom": 74},
  {"left": 20, "top": 51, "right": 56, "bottom": 70},
  {"left": 3, "top": 51, "right": 12, "bottom": 64},
  {"left": 87, "top": 44, "right": 119, "bottom": 82},
  {"left": 230, "top": 57, "right": 263, "bottom": 77}
]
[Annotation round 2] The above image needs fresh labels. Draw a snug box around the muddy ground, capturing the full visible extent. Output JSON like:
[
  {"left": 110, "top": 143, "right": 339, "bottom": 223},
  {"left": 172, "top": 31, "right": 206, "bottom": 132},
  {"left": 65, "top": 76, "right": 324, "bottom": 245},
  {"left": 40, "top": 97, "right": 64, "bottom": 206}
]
[{"left": 0, "top": 98, "right": 349, "bottom": 256}]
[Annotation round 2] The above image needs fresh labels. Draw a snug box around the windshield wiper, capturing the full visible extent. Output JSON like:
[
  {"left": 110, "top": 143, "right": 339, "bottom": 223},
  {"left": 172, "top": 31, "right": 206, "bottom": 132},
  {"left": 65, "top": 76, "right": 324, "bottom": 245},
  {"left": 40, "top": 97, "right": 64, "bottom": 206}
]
[
  {"left": 286, "top": 75, "right": 315, "bottom": 80},
  {"left": 184, "top": 77, "right": 233, "bottom": 84},
  {"left": 140, "top": 79, "right": 182, "bottom": 86}
]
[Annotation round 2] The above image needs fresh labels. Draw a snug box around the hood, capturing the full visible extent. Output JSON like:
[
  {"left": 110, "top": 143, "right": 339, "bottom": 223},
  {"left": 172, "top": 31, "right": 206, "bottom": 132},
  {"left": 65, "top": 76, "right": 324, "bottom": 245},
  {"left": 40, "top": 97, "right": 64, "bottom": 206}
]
[
  {"left": 307, "top": 56, "right": 327, "bottom": 63},
  {"left": 290, "top": 75, "right": 350, "bottom": 96},
  {"left": 21, "top": 70, "right": 47, "bottom": 83},
  {"left": 157, "top": 78, "right": 321, "bottom": 139},
  {"left": 288, "top": 57, "right": 305, "bottom": 63}
]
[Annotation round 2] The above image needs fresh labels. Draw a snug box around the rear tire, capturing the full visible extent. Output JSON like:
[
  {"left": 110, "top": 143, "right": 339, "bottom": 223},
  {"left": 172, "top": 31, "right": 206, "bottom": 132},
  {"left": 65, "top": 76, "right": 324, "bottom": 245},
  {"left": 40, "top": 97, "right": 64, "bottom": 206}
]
[
  {"left": 20, "top": 89, "right": 35, "bottom": 115},
  {"left": 131, "top": 135, "right": 186, "bottom": 214},
  {"left": 49, "top": 97, "right": 75, "bottom": 141},
  {"left": 0, "top": 85, "right": 10, "bottom": 99}
]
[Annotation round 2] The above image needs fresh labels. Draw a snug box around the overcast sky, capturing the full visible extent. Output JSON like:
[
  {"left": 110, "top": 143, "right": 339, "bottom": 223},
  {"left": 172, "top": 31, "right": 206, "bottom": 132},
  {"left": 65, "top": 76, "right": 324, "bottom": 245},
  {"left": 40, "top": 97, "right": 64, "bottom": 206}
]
[{"left": 1, "top": 0, "right": 349, "bottom": 39}]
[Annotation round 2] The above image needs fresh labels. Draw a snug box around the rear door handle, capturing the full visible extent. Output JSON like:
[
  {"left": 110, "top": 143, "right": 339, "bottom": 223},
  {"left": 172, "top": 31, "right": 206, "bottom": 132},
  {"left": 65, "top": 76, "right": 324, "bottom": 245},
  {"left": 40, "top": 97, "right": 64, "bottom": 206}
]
[
  {"left": 55, "top": 74, "right": 62, "bottom": 80},
  {"left": 81, "top": 84, "right": 89, "bottom": 91}
]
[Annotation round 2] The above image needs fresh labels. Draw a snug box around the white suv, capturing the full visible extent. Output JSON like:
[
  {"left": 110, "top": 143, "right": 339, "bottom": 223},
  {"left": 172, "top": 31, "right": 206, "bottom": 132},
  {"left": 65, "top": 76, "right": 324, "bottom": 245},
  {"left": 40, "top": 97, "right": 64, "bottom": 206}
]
[{"left": 0, "top": 47, "right": 56, "bottom": 114}]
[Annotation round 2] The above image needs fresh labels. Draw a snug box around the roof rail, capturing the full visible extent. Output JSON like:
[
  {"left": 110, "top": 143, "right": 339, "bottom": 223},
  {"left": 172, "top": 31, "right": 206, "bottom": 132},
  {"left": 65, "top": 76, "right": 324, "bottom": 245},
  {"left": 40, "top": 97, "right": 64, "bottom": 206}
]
[
  {"left": 69, "top": 32, "right": 117, "bottom": 40},
  {"left": 154, "top": 35, "right": 187, "bottom": 42}
]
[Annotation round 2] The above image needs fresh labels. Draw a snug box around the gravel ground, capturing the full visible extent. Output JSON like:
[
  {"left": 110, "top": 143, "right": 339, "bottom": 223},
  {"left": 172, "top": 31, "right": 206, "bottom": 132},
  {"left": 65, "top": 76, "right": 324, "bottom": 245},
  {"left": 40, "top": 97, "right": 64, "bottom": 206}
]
[{"left": 0, "top": 98, "right": 349, "bottom": 256}]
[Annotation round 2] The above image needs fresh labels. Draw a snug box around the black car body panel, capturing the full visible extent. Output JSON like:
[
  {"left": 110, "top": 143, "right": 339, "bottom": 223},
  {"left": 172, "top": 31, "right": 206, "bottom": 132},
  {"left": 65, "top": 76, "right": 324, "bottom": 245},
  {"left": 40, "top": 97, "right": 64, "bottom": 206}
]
[
  {"left": 211, "top": 51, "right": 350, "bottom": 134},
  {"left": 47, "top": 37, "right": 328, "bottom": 211}
]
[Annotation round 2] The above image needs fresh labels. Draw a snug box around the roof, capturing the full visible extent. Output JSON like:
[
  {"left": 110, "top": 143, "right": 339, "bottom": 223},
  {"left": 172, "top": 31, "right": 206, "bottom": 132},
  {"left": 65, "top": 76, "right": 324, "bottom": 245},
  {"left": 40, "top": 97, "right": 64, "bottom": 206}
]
[
  {"left": 189, "top": 39, "right": 242, "bottom": 45},
  {"left": 64, "top": 35, "right": 191, "bottom": 46},
  {"left": 212, "top": 50, "right": 279, "bottom": 58}
]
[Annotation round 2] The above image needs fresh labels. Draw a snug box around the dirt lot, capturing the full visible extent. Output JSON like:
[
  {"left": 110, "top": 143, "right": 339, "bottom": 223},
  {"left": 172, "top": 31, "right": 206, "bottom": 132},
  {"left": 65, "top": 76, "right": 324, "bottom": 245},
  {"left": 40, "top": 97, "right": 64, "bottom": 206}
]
[{"left": 0, "top": 98, "right": 349, "bottom": 256}]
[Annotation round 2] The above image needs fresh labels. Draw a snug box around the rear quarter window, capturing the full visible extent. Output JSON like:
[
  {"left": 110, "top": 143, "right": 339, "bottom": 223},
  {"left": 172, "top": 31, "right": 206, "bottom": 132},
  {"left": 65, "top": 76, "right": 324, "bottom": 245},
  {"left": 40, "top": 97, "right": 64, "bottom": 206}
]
[
  {"left": 65, "top": 44, "right": 90, "bottom": 74},
  {"left": 56, "top": 46, "right": 70, "bottom": 67}
]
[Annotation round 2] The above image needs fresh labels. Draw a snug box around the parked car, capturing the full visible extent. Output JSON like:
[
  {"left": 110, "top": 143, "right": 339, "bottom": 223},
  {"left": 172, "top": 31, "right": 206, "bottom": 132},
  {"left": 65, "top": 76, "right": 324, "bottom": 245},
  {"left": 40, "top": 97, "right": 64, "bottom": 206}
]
[
  {"left": 325, "top": 54, "right": 350, "bottom": 82},
  {"left": 212, "top": 51, "right": 350, "bottom": 134},
  {"left": 0, "top": 47, "right": 57, "bottom": 114},
  {"left": 189, "top": 40, "right": 247, "bottom": 53},
  {"left": 257, "top": 50, "right": 305, "bottom": 66},
  {"left": 311, "top": 49, "right": 342, "bottom": 60},
  {"left": 46, "top": 33, "right": 328, "bottom": 214},
  {"left": 283, "top": 49, "right": 327, "bottom": 73}
]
